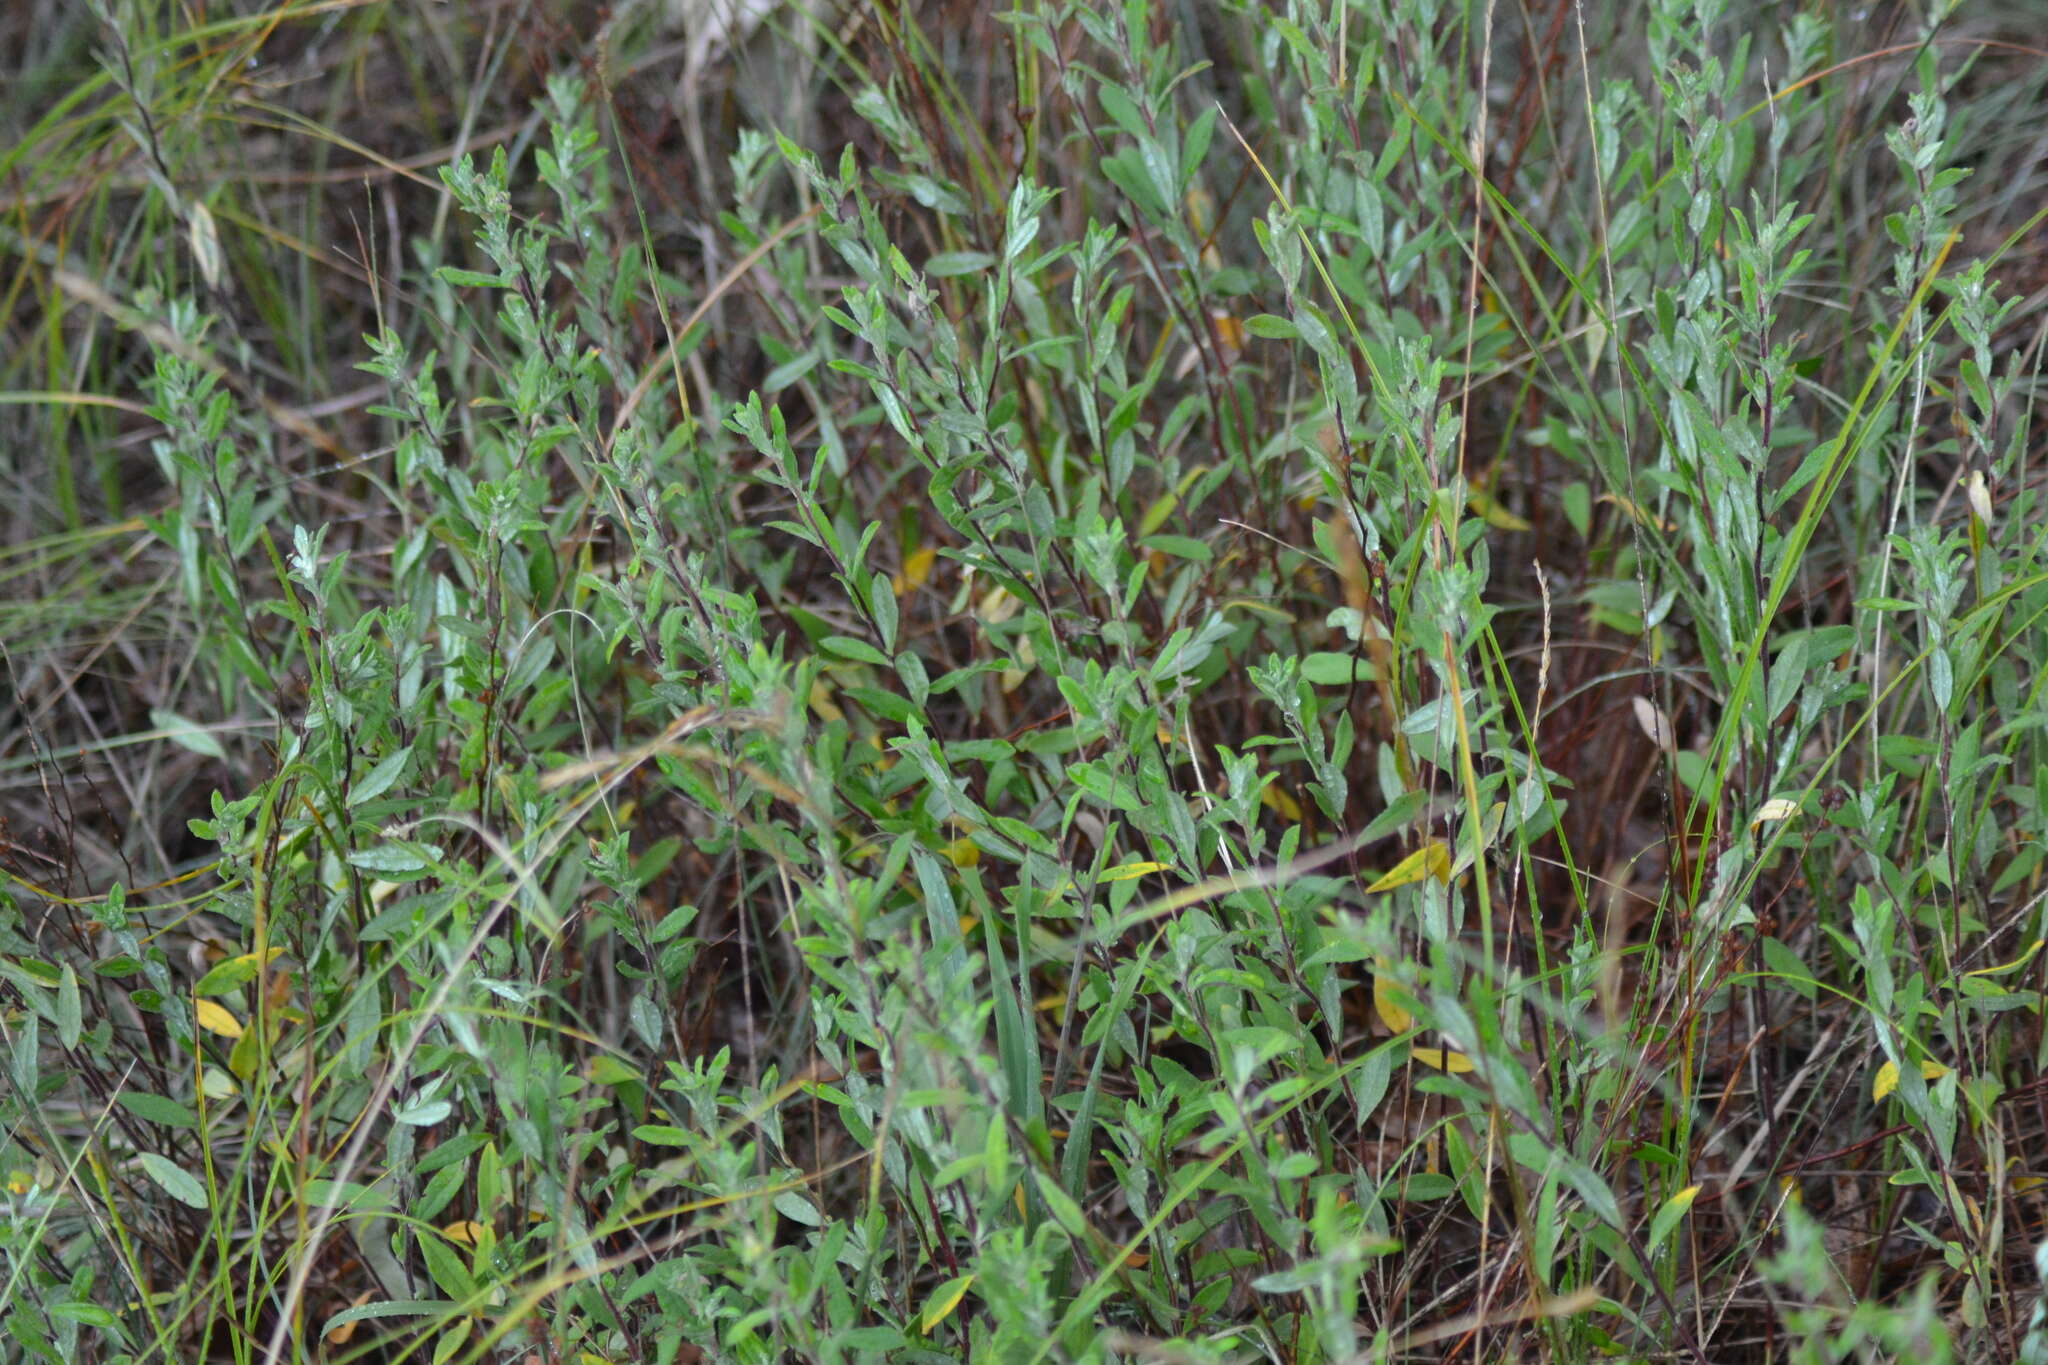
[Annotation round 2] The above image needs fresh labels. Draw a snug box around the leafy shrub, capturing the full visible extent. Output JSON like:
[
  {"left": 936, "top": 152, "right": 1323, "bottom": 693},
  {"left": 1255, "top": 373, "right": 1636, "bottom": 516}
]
[{"left": 3, "top": 1, "right": 2046, "bottom": 1361}]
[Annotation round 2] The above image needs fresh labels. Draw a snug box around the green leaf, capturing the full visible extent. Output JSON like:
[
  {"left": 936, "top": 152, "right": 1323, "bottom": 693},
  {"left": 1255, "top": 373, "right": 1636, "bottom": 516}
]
[
  {"left": 1761, "top": 937, "right": 1817, "bottom": 1001},
  {"left": 352, "top": 747, "right": 412, "bottom": 804},
  {"left": 435, "top": 266, "right": 508, "bottom": 288},
  {"left": 983, "top": 902, "right": 1041, "bottom": 1136},
  {"left": 416, "top": 1229, "right": 476, "bottom": 1301},
  {"left": 393, "top": 1098, "right": 453, "bottom": 1127},
  {"left": 843, "top": 686, "right": 919, "bottom": 725},
  {"left": 138, "top": 1152, "right": 208, "bottom": 1209},
  {"left": 1507, "top": 1132, "right": 1621, "bottom": 1227},
  {"left": 821, "top": 634, "right": 892, "bottom": 667},
  {"left": 1181, "top": 105, "right": 1218, "bottom": 185},
  {"left": 1404, "top": 1173, "right": 1456, "bottom": 1201},
  {"left": 1300, "top": 652, "right": 1374, "bottom": 685},
  {"left": 871, "top": 570, "right": 897, "bottom": 653},
  {"left": 1243, "top": 314, "right": 1298, "bottom": 340},
  {"left": 150, "top": 709, "right": 226, "bottom": 760},
  {"left": 49, "top": 1301, "right": 120, "bottom": 1331},
  {"left": 348, "top": 844, "right": 435, "bottom": 876},
  {"left": 304, "top": 1178, "right": 392, "bottom": 1211},
  {"left": 774, "top": 1191, "right": 823, "bottom": 1226},
  {"left": 1101, "top": 146, "right": 1167, "bottom": 220},
  {"left": 118, "top": 1091, "right": 198, "bottom": 1129},
  {"left": 924, "top": 251, "right": 994, "bottom": 277},
  {"left": 320, "top": 1299, "right": 461, "bottom": 1333},
  {"left": 56, "top": 964, "right": 80, "bottom": 1050}
]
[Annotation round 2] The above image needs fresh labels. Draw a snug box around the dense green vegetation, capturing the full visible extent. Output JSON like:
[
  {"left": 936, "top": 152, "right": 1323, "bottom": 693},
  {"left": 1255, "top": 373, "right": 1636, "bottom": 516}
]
[{"left": 4, "top": 1, "right": 2048, "bottom": 1360}]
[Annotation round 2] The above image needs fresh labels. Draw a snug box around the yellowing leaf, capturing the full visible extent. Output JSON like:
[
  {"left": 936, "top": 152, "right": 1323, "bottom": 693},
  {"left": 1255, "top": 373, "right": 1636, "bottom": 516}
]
[
  {"left": 1966, "top": 470, "right": 1993, "bottom": 529},
  {"left": 920, "top": 1273, "right": 976, "bottom": 1334},
  {"left": 1365, "top": 842, "right": 1451, "bottom": 893},
  {"left": 1261, "top": 783, "right": 1304, "bottom": 821},
  {"left": 1872, "top": 1058, "right": 1950, "bottom": 1102},
  {"left": 1184, "top": 185, "right": 1219, "bottom": 242},
  {"left": 1468, "top": 489, "right": 1531, "bottom": 531},
  {"left": 1631, "top": 695, "right": 1673, "bottom": 748},
  {"left": 977, "top": 585, "right": 1020, "bottom": 625},
  {"left": 586, "top": 1056, "right": 639, "bottom": 1087},
  {"left": 1596, "top": 491, "right": 1676, "bottom": 533},
  {"left": 893, "top": 545, "right": 938, "bottom": 596},
  {"left": 944, "top": 837, "right": 981, "bottom": 869},
  {"left": 1964, "top": 938, "right": 2043, "bottom": 978},
  {"left": 808, "top": 678, "right": 844, "bottom": 724},
  {"left": 187, "top": 201, "right": 223, "bottom": 290},
  {"left": 1476, "top": 801, "right": 1507, "bottom": 853},
  {"left": 441, "top": 1220, "right": 489, "bottom": 1246},
  {"left": 1751, "top": 797, "right": 1801, "bottom": 828},
  {"left": 1140, "top": 464, "right": 1211, "bottom": 536},
  {"left": 1410, "top": 1046, "right": 1476, "bottom": 1073},
  {"left": 194, "top": 999, "right": 244, "bottom": 1039},
  {"left": 1101, "top": 861, "right": 1171, "bottom": 883},
  {"left": 1372, "top": 963, "right": 1415, "bottom": 1034},
  {"left": 1222, "top": 597, "right": 1296, "bottom": 623},
  {"left": 1001, "top": 631, "right": 1034, "bottom": 693},
  {"left": 325, "top": 1290, "right": 375, "bottom": 1345}
]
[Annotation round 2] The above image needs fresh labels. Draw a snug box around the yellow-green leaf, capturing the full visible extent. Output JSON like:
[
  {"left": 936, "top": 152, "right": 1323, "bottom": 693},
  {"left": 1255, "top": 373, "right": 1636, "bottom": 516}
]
[
  {"left": 1366, "top": 842, "right": 1451, "bottom": 893},
  {"left": 193, "top": 948, "right": 284, "bottom": 997},
  {"left": 1872, "top": 1058, "right": 1950, "bottom": 1102},
  {"left": 587, "top": 1056, "right": 640, "bottom": 1087},
  {"left": 1411, "top": 1046, "right": 1475, "bottom": 1073},
  {"left": 1649, "top": 1184, "right": 1700, "bottom": 1248},
  {"left": 1965, "top": 939, "right": 2042, "bottom": 978},
  {"left": 919, "top": 1273, "right": 976, "bottom": 1334},
  {"left": 1101, "top": 861, "right": 1172, "bottom": 883},
  {"left": 227, "top": 1022, "right": 263, "bottom": 1081}
]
